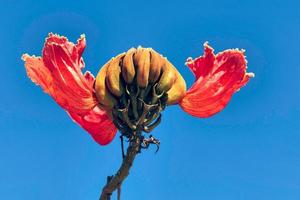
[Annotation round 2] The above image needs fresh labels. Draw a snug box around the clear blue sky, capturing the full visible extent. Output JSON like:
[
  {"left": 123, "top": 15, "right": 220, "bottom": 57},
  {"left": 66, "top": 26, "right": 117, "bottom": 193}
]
[{"left": 1, "top": 0, "right": 300, "bottom": 199}]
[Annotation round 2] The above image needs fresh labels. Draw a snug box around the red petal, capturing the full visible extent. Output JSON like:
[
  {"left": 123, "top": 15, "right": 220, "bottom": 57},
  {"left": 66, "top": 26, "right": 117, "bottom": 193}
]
[
  {"left": 68, "top": 106, "right": 117, "bottom": 145},
  {"left": 41, "top": 33, "right": 97, "bottom": 113},
  {"left": 22, "top": 33, "right": 117, "bottom": 145},
  {"left": 22, "top": 33, "right": 97, "bottom": 114},
  {"left": 179, "top": 42, "right": 254, "bottom": 118}
]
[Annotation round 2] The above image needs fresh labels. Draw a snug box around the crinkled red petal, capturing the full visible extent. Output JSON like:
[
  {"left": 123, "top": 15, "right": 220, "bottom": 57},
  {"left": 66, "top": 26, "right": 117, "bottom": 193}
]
[
  {"left": 179, "top": 42, "right": 254, "bottom": 118},
  {"left": 22, "top": 33, "right": 117, "bottom": 145},
  {"left": 40, "top": 33, "right": 97, "bottom": 113}
]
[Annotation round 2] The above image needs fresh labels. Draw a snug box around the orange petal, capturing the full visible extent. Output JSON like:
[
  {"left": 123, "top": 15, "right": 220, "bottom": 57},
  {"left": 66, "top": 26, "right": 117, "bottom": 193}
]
[
  {"left": 179, "top": 42, "right": 254, "bottom": 118},
  {"left": 68, "top": 106, "right": 117, "bottom": 145},
  {"left": 22, "top": 33, "right": 117, "bottom": 145},
  {"left": 22, "top": 55, "right": 54, "bottom": 94}
]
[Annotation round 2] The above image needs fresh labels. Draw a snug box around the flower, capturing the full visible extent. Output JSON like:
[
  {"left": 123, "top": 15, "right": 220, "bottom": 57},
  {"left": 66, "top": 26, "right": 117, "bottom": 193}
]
[
  {"left": 180, "top": 42, "right": 255, "bottom": 117},
  {"left": 22, "top": 33, "right": 116, "bottom": 145},
  {"left": 22, "top": 34, "right": 254, "bottom": 146}
]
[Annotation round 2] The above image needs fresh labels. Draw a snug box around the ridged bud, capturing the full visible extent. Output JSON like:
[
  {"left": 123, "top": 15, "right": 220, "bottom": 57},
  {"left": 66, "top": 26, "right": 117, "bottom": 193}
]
[
  {"left": 94, "top": 47, "right": 186, "bottom": 134},
  {"left": 95, "top": 47, "right": 186, "bottom": 111}
]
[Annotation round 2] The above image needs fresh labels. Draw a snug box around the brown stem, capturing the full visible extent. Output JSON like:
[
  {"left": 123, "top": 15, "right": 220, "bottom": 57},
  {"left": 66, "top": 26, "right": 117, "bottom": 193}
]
[
  {"left": 117, "top": 186, "right": 121, "bottom": 200},
  {"left": 99, "top": 134, "right": 141, "bottom": 200}
]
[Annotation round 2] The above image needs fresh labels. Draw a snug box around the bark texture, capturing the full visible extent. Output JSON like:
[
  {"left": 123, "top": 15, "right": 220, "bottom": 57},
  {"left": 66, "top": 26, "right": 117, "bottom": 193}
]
[{"left": 99, "top": 136, "right": 141, "bottom": 200}]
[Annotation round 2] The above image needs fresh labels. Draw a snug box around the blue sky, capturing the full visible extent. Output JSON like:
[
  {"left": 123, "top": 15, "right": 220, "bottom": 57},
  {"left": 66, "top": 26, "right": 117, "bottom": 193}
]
[{"left": 1, "top": 0, "right": 300, "bottom": 199}]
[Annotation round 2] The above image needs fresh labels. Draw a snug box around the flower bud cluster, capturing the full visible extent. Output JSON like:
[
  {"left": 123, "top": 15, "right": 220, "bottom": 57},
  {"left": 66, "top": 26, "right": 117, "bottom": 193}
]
[{"left": 94, "top": 47, "right": 186, "bottom": 134}]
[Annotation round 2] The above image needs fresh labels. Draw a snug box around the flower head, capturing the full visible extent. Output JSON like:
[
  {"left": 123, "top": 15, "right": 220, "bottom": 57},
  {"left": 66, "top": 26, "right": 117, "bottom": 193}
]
[{"left": 22, "top": 34, "right": 254, "bottom": 146}]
